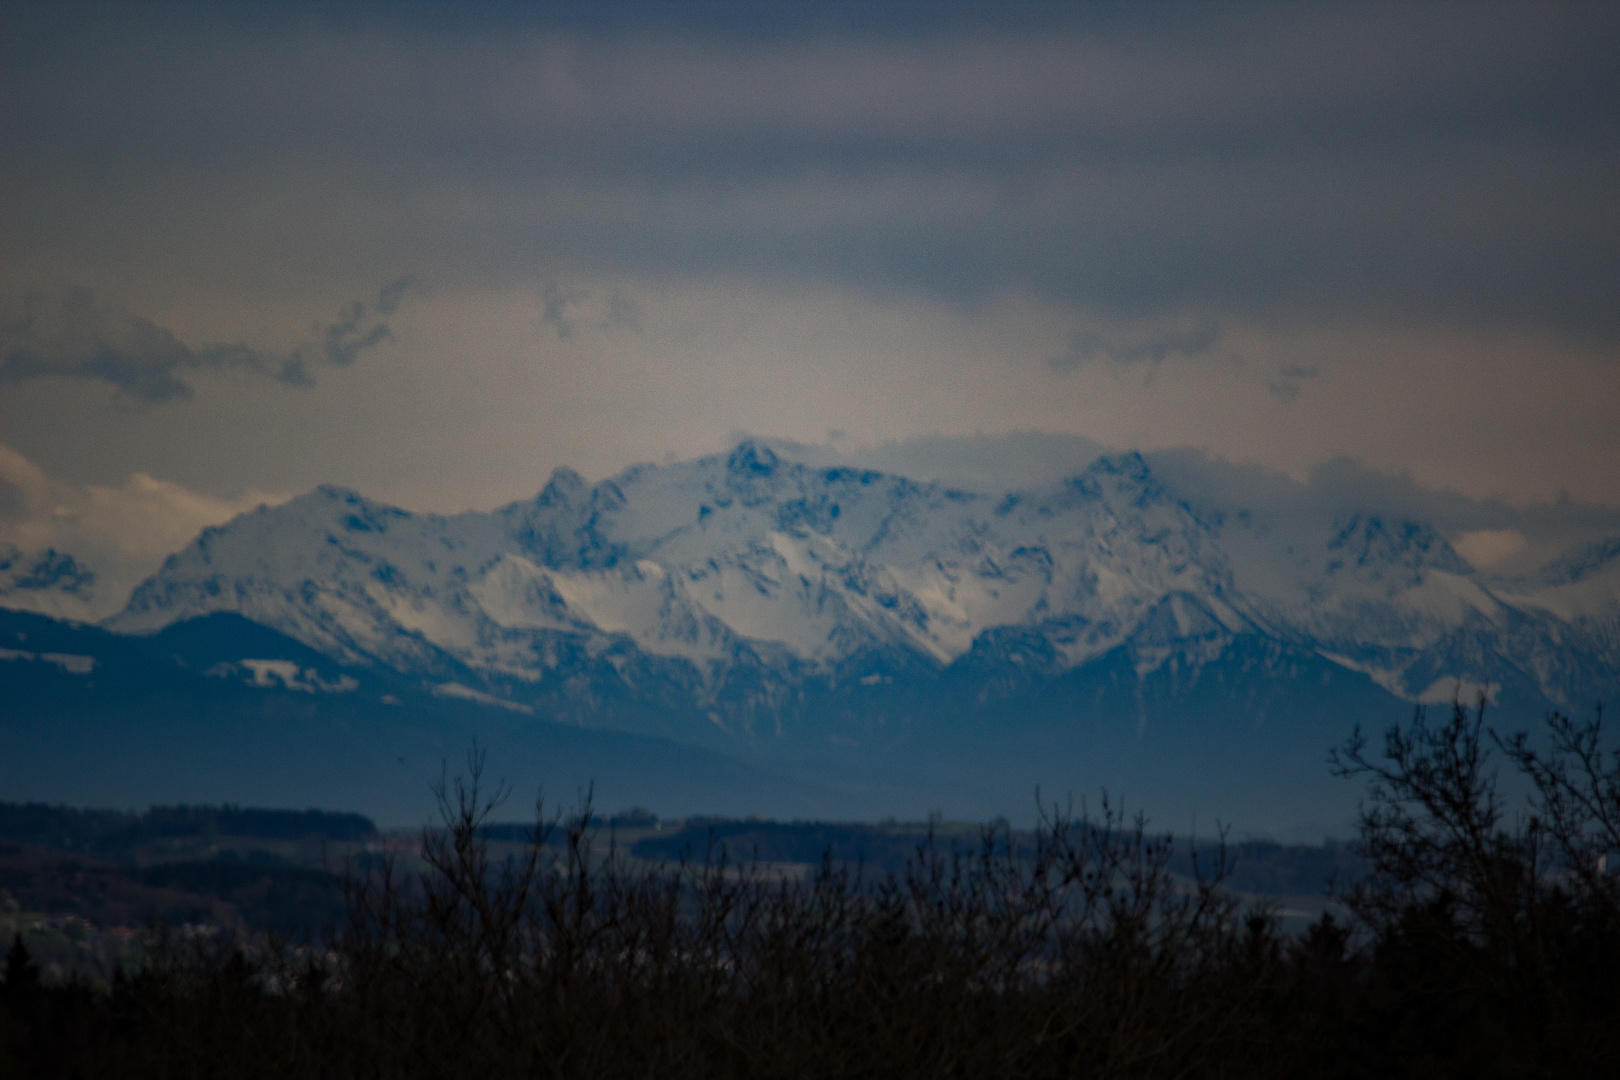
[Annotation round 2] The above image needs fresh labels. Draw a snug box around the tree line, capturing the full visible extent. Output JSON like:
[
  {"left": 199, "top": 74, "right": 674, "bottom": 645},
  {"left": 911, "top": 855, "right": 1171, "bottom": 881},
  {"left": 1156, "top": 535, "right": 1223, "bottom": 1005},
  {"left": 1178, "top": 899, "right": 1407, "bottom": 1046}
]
[{"left": 2, "top": 698, "right": 1618, "bottom": 1078}]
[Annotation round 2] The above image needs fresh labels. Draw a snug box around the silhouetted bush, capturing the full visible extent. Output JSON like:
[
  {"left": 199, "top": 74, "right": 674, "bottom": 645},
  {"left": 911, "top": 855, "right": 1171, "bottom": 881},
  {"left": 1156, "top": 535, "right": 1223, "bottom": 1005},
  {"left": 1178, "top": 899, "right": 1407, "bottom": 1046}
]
[{"left": 1324, "top": 697, "right": 1620, "bottom": 1077}]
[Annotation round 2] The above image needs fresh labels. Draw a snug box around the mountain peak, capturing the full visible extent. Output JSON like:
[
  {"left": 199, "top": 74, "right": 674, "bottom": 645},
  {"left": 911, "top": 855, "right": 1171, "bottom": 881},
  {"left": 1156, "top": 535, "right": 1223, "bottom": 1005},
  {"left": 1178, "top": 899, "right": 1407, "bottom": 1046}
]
[
  {"left": 313, "top": 483, "right": 366, "bottom": 503},
  {"left": 1325, "top": 515, "right": 1472, "bottom": 577},
  {"left": 1092, "top": 450, "right": 1152, "bottom": 478},
  {"left": 536, "top": 466, "right": 588, "bottom": 508},
  {"left": 727, "top": 440, "right": 780, "bottom": 477},
  {"left": 1058, "top": 451, "right": 1166, "bottom": 508}
]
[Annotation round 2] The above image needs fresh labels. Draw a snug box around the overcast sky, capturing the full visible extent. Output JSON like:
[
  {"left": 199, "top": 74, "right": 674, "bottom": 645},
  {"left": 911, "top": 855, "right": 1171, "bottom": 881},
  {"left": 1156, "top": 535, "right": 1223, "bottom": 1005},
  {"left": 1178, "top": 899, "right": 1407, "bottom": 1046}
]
[{"left": 3, "top": 0, "right": 1618, "bottom": 535}]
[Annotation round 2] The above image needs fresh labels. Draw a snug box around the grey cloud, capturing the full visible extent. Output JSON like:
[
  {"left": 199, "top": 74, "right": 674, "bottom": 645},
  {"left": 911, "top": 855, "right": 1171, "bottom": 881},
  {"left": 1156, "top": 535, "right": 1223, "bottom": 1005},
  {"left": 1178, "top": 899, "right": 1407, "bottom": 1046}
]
[
  {"left": 0, "top": 281, "right": 411, "bottom": 402},
  {"left": 3, "top": 6, "right": 1618, "bottom": 339},
  {"left": 322, "top": 304, "right": 391, "bottom": 368},
  {"left": 600, "top": 290, "right": 644, "bottom": 334},
  {"left": 1048, "top": 319, "right": 1219, "bottom": 373},
  {"left": 321, "top": 276, "right": 411, "bottom": 368},
  {"left": 541, "top": 284, "right": 644, "bottom": 338},
  {"left": 540, "top": 282, "right": 584, "bottom": 340},
  {"left": 0, "top": 290, "right": 199, "bottom": 402},
  {"left": 1266, "top": 365, "right": 1318, "bottom": 404}
]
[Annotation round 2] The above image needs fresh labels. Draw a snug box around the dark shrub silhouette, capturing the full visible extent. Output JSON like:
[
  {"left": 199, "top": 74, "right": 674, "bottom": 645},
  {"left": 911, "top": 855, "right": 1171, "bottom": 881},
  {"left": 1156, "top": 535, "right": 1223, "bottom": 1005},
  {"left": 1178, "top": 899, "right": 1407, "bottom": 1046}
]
[
  {"left": 3, "top": 703, "right": 1619, "bottom": 1078},
  {"left": 1325, "top": 697, "right": 1620, "bottom": 1077}
]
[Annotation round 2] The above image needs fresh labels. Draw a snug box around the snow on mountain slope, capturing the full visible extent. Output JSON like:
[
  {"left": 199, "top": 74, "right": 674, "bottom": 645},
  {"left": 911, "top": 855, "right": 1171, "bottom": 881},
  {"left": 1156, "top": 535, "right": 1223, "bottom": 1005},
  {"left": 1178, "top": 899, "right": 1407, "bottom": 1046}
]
[
  {"left": 469, "top": 555, "right": 742, "bottom": 664},
  {"left": 102, "top": 441, "right": 1617, "bottom": 715},
  {"left": 1502, "top": 538, "right": 1620, "bottom": 621},
  {"left": 1209, "top": 511, "right": 1529, "bottom": 697},
  {"left": 1496, "top": 537, "right": 1620, "bottom": 671},
  {"left": 112, "top": 487, "right": 514, "bottom": 671},
  {"left": 495, "top": 444, "right": 1247, "bottom": 669}
]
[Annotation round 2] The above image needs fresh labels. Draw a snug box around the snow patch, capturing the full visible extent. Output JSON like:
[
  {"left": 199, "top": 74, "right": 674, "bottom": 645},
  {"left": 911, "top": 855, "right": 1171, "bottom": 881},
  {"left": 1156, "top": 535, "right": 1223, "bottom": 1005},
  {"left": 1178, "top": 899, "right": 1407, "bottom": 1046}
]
[
  {"left": 431, "top": 681, "right": 534, "bottom": 713},
  {"left": 0, "top": 647, "right": 95, "bottom": 674},
  {"left": 235, "top": 658, "right": 358, "bottom": 692},
  {"left": 1316, "top": 652, "right": 1412, "bottom": 699}
]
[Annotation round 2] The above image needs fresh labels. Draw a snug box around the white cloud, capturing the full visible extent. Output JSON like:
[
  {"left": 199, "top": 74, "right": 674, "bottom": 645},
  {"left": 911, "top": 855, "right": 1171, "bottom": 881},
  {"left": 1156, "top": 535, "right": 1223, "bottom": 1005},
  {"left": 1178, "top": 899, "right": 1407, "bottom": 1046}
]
[
  {"left": 1453, "top": 529, "right": 1530, "bottom": 570},
  {"left": 0, "top": 444, "right": 289, "bottom": 620}
]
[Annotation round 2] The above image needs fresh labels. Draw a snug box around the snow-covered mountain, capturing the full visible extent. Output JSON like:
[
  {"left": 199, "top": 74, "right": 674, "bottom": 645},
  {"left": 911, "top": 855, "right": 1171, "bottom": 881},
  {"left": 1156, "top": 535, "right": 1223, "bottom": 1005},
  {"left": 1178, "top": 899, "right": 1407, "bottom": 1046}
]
[
  {"left": 103, "top": 440, "right": 1617, "bottom": 737},
  {"left": 6, "top": 439, "right": 1616, "bottom": 829}
]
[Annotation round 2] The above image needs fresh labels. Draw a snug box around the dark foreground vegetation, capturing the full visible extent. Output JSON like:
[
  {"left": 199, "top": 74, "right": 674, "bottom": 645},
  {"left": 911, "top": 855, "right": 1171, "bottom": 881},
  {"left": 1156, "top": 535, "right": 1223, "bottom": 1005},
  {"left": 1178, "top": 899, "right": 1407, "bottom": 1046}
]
[
  {"left": 4, "top": 701, "right": 1620, "bottom": 1079},
  {"left": 0, "top": 805, "right": 378, "bottom": 964},
  {"left": 0, "top": 804, "right": 379, "bottom": 855}
]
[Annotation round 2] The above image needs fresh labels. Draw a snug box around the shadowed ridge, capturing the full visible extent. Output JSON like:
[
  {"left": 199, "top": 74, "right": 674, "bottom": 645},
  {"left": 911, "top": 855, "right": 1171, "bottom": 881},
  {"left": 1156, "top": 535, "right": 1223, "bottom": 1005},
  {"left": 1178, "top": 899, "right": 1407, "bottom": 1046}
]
[
  {"left": 504, "top": 466, "right": 628, "bottom": 570},
  {"left": 727, "top": 438, "right": 780, "bottom": 477},
  {"left": 1533, "top": 534, "right": 1620, "bottom": 587},
  {"left": 535, "top": 466, "right": 588, "bottom": 509}
]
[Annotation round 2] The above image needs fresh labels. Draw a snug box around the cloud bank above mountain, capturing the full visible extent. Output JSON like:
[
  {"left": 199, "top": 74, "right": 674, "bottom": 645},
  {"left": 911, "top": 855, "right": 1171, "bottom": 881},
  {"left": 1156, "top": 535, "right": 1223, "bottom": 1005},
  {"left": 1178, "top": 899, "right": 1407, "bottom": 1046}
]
[
  {"left": 7, "top": 430, "right": 1617, "bottom": 627},
  {"left": 0, "top": 444, "right": 287, "bottom": 620},
  {"left": 760, "top": 432, "right": 1620, "bottom": 578}
]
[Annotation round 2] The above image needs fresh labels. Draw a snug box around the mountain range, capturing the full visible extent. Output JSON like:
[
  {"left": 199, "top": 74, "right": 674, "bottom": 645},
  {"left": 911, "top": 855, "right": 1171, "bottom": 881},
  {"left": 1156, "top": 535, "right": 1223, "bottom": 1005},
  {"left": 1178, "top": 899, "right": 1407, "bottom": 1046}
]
[{"left": 4, "top": 440, "right": 1617, "bottom": 834}]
